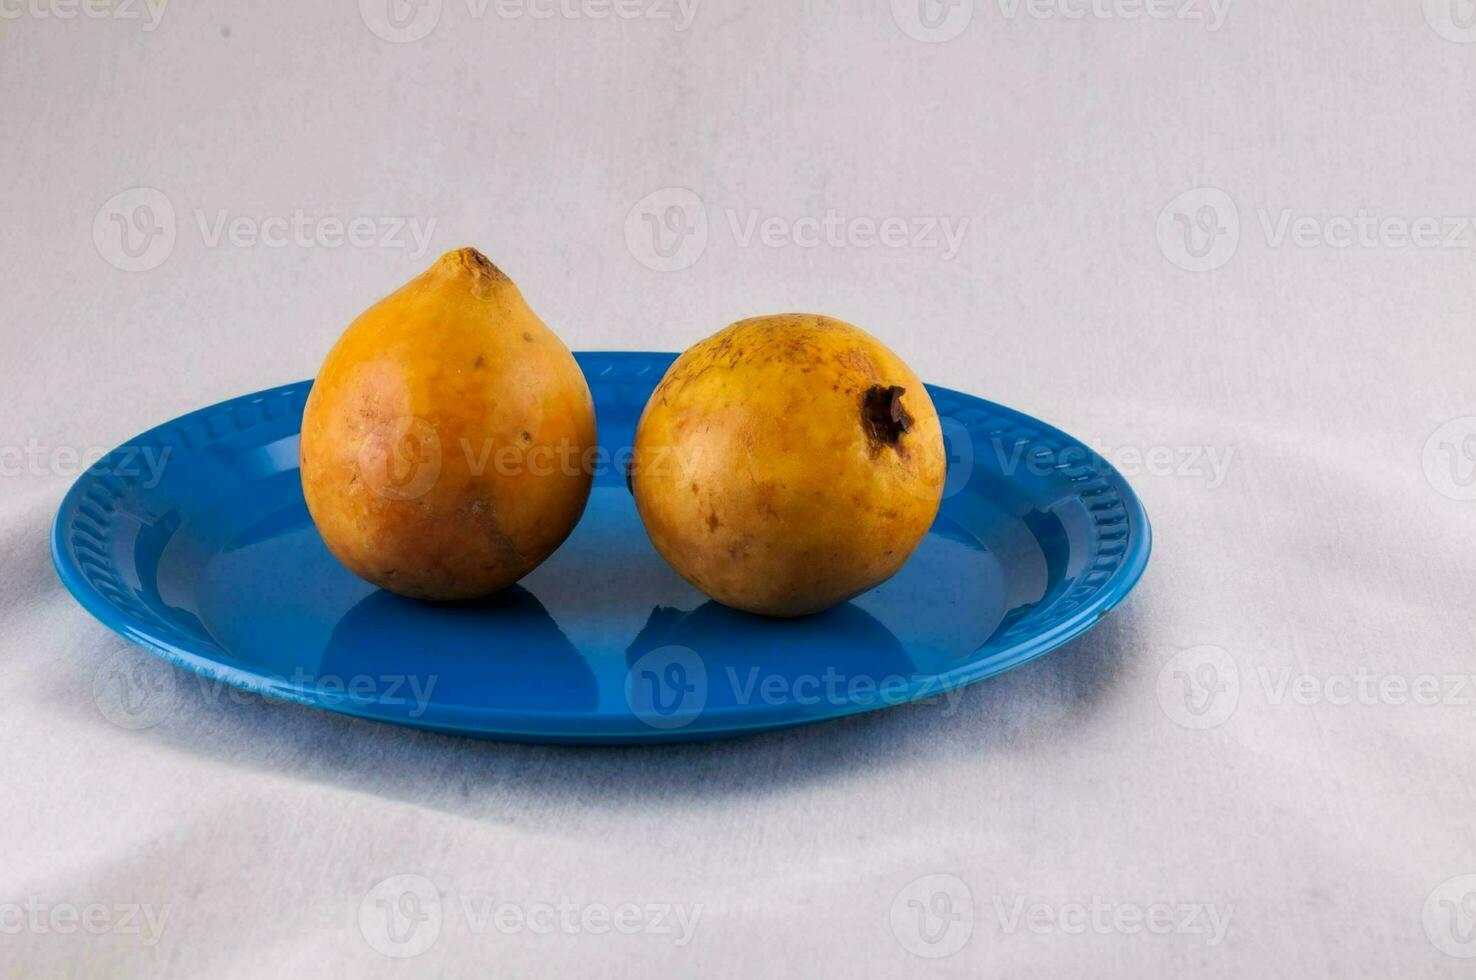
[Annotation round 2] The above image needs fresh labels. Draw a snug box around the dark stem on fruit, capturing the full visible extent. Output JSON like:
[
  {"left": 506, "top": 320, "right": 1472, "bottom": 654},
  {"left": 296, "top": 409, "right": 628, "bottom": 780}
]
[
  {"left": 451, "top": 246, "right": 507, "bottom": 281},
  {"left": 861, "top": 385, "right": 912, "bottom": 447}
]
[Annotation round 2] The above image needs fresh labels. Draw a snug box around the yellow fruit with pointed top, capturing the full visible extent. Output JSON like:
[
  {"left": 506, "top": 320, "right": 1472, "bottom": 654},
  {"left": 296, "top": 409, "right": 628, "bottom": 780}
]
[
  {"left": 630, "top": 314, "right": 946, "bottom": 618},
  {"left": 300, "top": 247, "right": 596, "bottom": 600}
]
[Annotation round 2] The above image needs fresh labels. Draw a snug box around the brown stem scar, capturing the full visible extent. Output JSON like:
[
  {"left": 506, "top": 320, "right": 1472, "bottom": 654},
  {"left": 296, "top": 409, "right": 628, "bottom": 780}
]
[{"left": 862, "top": 385, "right": 913, "bottom": 446}]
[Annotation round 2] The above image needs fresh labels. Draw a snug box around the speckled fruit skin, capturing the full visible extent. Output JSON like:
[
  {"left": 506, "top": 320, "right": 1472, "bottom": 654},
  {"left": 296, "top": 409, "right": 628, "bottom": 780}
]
[
  {"left": 300, "top": 247, "right": 596, "bottom": 600},
  {"left": 630, "top": 314, "right": 946, "bottom": 618}
]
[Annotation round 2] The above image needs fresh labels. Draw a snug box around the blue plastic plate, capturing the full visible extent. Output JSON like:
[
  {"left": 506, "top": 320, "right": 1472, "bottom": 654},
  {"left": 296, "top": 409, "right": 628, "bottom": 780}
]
[{"left": 52, "top": 352, "right": 1150, "bottom": 743}]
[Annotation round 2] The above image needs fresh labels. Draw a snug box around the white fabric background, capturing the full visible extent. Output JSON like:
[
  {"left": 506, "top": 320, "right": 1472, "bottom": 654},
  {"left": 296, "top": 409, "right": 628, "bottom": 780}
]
[{"left": 3, "top": 1, "right": 1476, "bottom": 976}]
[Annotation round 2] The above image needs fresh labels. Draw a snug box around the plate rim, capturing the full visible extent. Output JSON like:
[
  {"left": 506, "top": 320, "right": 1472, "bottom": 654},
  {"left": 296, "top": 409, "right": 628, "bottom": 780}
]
[{"left": 51, "top": 352, "right": 1152, "bottom": 742}]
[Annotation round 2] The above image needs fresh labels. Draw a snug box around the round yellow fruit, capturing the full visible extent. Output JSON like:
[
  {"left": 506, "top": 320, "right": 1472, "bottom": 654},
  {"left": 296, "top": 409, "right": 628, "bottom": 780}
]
[
  {"left": 630, "top": 314, "right": 945, "bottom": 617},
  {"left": 300, "top": 247, "right": 596, "bottom": 600}
]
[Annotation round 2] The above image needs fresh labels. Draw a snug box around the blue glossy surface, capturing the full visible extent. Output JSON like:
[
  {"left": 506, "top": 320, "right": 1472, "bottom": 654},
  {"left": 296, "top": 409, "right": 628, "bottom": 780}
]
[{"left": 51, "top": 352, "right": 1151, "bottom": 743}]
